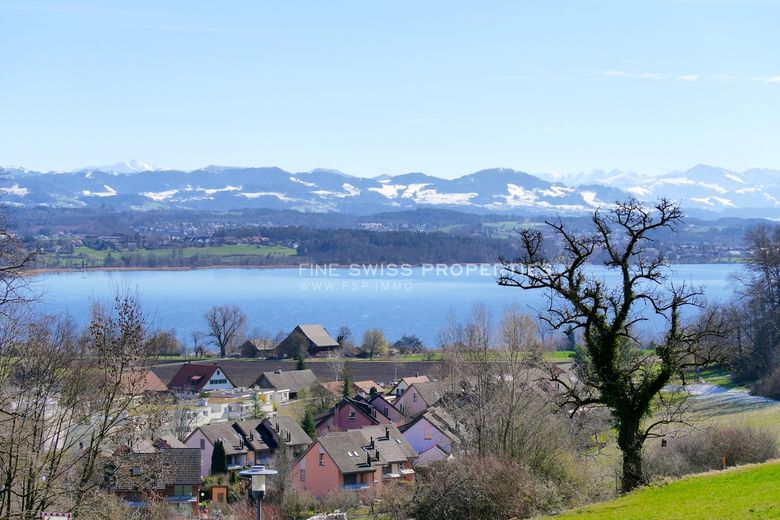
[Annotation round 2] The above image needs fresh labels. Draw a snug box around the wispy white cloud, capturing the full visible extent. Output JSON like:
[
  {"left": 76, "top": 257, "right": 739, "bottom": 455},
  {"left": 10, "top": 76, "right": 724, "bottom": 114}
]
[
  {"left": 764, "top": 75, "right": 780, "bottom": 84},
  {"left": 604, "top": 70, "right": 666, "bottom": 80},
  {"left": 605, "top": 71, "right": 700, "bottom": 82}
]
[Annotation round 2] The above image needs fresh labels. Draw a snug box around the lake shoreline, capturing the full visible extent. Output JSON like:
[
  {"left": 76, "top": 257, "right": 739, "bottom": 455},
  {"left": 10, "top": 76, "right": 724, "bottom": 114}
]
[{"left": 23, "top": 259, "right": 746, "bottom": 276}]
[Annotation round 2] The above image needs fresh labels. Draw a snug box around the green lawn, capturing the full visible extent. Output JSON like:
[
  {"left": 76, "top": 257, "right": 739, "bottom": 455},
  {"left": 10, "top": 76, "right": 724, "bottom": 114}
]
[
  {"left": 541, "top": 461, "right": 780, "bottom": 520},
  {"left": 72, "top": 244, "right": 296, "bottom": 259}
]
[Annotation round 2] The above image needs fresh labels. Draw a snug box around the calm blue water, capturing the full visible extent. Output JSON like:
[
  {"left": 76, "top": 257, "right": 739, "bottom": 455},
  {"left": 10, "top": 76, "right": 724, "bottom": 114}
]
[{"left": 29, "top": 264, "right": 743, "bottom": 347}]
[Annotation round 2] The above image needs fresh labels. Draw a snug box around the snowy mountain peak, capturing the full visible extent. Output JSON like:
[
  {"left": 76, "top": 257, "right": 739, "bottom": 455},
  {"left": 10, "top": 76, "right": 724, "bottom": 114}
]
[{"left": 77, "top": 159, "right": 158, "bottom": 174}]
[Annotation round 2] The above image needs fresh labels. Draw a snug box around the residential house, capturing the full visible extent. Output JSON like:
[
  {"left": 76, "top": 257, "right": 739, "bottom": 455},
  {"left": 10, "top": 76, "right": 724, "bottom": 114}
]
[
  {"left": 320, "top": 380, "right": 382, "bottom": 398},
  {"left": 235, "top": 416, "right": 312, "bottom": 464},
  {"left": 253, "top": 368, "right": 317, "bottom": 399},
  {"left": 395, "top": 381, "right": 444, "bottom": 419},
  {"left": 399, "top": 406, "right": 460, "bottom": 462},
  {"left": 353, "top": 380, "right": 382, "bottom": 395},
  {"left": 184, "top": 421, "right": 253, "bottom": 476},
  {"left": 167, "top": 363, "right": 235, "bottom": 396},
  {"left": 105, "top": 436, "right": 201, "bottom": 516},
  {"left": 277, "top": 324, "right": 340, "bottom": 358},
  {"left": 387, "top": 375, "right": 430, "bottom": 397},
  {"left": 293, "top": 424, "right": 416, "bottom": 498},
  {"left": 120, "top": 369, "right": 169, "bottom": 396},
  {"left": 365, "top": 393, "right": 405, "bottom": 425},
  {"left": 240, "top": 338, "right": 277, "bottom": 359},
  {"left": 185, "top": 417, "right": 312, "bottom": 476},
  {"left": 315, "top": 396, "right": 392, "bottom": 437}
]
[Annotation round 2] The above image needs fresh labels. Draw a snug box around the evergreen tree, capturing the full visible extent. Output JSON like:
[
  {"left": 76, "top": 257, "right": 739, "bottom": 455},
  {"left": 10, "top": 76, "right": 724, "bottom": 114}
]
[
  {"left": 301, "top": 407, "right": 316, "bottom": 439},
  {"left": 211, "top": 439, "right": 228, "bottom": 474},
  {"left": 342, "top": 365, "right": 352, "bottom": 398},
  {"left": 296, "top": 355, "right": 306, "bottom": 370}
]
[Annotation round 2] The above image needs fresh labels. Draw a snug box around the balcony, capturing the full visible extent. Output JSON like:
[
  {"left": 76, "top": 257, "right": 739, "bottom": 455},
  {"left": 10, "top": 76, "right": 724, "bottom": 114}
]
[{"left": 342, "top": 482, "right": 370, "bottom": 491}]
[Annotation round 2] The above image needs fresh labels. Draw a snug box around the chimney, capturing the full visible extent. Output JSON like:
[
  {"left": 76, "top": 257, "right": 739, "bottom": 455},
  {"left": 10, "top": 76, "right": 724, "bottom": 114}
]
[
  {"left": 366, "top": 452, "right": 371, "bottom": 466},
  {"left": 286, "top": 430, "right": 291, "bottom": 442},
  {"left": 275, "top": 368, "right": 282, "bottom": 374},
  {"left": 375, "top": 449, "right": 380, "bottom": 461},
  {"left": 370, "top": 437, "right": 374, "bottom": 449},
  {"left": 275, "top": 422, "right": 280, "bottom": 432},
  {"left": 384, "top": 426, "right": 389, "bottom": 440}
]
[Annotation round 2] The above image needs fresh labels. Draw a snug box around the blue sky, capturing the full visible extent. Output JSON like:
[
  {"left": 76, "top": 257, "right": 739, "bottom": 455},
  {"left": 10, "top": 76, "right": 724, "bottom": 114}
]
[{"left": 0, "top": 1, "right": 778, "bottom": 178}]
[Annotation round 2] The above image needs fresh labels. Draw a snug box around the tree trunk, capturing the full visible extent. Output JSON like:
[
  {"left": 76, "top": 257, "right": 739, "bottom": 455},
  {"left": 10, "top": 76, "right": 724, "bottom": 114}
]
[{"left": 617, "top": 417, "right": 645, "bottom": 492}]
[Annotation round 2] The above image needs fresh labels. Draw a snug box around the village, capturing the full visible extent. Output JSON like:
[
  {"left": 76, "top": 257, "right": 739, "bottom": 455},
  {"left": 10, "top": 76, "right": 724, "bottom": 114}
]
[{"left": 104, "top": 321, "right": 564, "bottom": 519}]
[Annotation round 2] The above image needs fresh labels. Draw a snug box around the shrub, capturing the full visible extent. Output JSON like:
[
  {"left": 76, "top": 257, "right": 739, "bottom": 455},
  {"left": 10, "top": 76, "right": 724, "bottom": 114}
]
[
  {"left": 408, "top": 457, "right": 537, "bottom": 520},
  {"left": 645, "top": 426, "right": 778, "bottom": 479},
  {"left": 753, "top": 366, "right": 780, "bottom": 399}
]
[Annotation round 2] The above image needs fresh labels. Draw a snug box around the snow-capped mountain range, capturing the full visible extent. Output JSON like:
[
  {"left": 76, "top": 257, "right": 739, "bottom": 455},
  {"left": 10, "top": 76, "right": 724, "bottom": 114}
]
[{"left": 1, "top": 162, "right": 780, "bottom": 218}]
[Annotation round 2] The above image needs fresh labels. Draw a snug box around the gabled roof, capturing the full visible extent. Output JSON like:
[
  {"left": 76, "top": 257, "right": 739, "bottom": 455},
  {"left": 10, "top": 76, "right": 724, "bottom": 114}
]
[
  {"left": 261, "top": 415, "right": 313, "bottom": 448},
  {"left": 255, "top": 369, "right": 317, "bottom": 392},
  {"left": 353, "top": 380, "right": 382, "bottom": 394},
  {"left": 168, "top": 363, "right": 233, "bottom": 392},
  {"left": 315, "top": 397, "right": 383, "bottom": 429},
  {"left": 400, "top": 406, "right": 460, "bottom": 444},
  {"left": 314, "top": 424, "right": 416, "bottom": 475},
  {"left": 406, "top": 381, "right": 445, "bottom": 407},
  {"left": 296, "top": 324, "right": 340, "bottom": 348},
  {"left": 187, "top": 422, "right": 249, "bottom": 456},
  {"left": 242, "top": 338, "right": 276, "bottom": 352},
  {"left": 388, "top": 375, "right": 430, "bottom": 395},
  {"left": 110, "top": 444, "right": 200, "bottom": 491},
  {"left": 320, "top": 381, "right": 345, "bottom": 396},
  {"left": 120, "top": 369, "right": 168, "bottom": 394}
]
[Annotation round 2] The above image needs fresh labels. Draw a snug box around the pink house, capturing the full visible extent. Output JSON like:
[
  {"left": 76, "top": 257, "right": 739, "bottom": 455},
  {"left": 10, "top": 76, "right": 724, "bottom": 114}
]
[
  {"left": 395, "top": 381, "right": 444, "bottom": 420},
  {"left": 315, "top": 397, "right": 391, "bottom": 437},
  {"left": 399, "top": 406, "right": 460, "bottom": 461},
  {"left": 366, "top": 394, "right": 405, "bottom": 425},
  {"left": 293, "top": 425, "right": 416, "bottom": 499}
]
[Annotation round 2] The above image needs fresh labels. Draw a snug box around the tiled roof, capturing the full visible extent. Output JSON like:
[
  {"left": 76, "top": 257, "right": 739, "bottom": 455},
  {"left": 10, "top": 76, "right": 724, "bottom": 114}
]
[
  {"left": 353, "top": 380, "right": 382, "bottom": 394},
  {"left": 400, "top": 405, "right": 460, "bottom": 444},
  {"left": 297, "top": 324, "right": 339, "bottom": 348},
  {"left": 388, "top": 375, "right": 430, "bottom": 395},
  {"left": 189, "top": 422, "right": 250, "bottom": 456},
  {"left": 317, "top": 424, "right": 416, "bottom": 475},
  {"left": 256, "top": 369, "right": 317, "bottom": 392},
  {"left": 410, "top": 381, "right": 445, "bottom": 407},
  {"left": 168, "top": 363, "right": 230, "bottom": 392},
  {"left": 109, "top": 446, "right": 200, "bottom": 491},
  {"left": 261, "top": 416, "right": 313, "bottom": 448}
]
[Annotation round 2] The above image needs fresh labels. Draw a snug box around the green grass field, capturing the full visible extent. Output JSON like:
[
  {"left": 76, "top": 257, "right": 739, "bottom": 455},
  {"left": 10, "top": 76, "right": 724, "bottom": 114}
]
[
  {"left": 44, "top": 244, "right": 297, "bottom": 267},
  {"left": 539, "top": 461, "right": 780, "bottom": 520},
  {"left": 72, "top": 244, "right": 296, "bottom": 259}
]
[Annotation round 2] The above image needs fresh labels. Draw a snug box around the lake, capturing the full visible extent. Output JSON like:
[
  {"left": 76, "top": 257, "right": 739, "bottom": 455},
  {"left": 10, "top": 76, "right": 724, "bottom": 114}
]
[{"left": 29, "top": 263, "right": 743, "bottom": 347}]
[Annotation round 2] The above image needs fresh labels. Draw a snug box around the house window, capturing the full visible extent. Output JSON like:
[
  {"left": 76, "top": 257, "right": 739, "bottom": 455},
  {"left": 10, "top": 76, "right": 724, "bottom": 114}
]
[
  {"left": 209, "top": 378, "right": 227, "bottom": 385},
  {"left": 348, "top": 411, "right": 356, "bottom": 422},
  {"left": 412, "top": 393, "right": 417, "bottom": 403},
  {"left": 300, "top": 468, "right": 306, "bottom": 481},
  {"left": 424, "top": 423, "right": 432, "bottom": 440},
  {"left": 343, "top": 473, "right": 357, "bottom": 485},
  {"left": 319, "top": 453, "right": 325, "bottom": 466},
  {"left": 200, "top": 439, "right": 206, "bottom": 450},
  {"left": 173, "top": 485, "right": 193, "bottom": 497}
]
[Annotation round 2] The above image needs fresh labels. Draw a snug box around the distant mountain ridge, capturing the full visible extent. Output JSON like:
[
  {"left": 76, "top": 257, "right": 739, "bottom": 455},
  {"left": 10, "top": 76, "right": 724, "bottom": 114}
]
[{"left": 2, "top": 163, "right": 780, "bottom": 218}]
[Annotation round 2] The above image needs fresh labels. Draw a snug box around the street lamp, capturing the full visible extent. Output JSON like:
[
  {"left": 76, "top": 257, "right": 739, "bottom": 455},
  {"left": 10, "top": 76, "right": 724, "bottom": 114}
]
[{"left": 239, "top": 464, "right": 277, "bottom": 520}]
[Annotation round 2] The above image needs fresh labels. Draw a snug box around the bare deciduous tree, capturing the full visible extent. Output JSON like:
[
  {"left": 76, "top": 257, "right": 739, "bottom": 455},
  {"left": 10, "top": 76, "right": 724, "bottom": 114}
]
[
  {"left": 498, "top": 198, "right": 727, "bottom": 491},
  {"left": 205, "top": 304, "right": 247, "bottom": 358}
]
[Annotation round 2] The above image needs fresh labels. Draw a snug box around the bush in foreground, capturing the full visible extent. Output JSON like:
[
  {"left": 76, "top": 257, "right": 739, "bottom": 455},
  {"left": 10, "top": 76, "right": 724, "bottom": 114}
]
[{"left": 645, "top": 426, "right": 778, "bottom": 479}]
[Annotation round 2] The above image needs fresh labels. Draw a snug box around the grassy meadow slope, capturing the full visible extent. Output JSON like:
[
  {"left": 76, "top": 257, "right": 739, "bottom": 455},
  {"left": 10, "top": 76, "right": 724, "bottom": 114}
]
[{"left": 540, "top": 461, "right": 780, "bottom": 520}]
